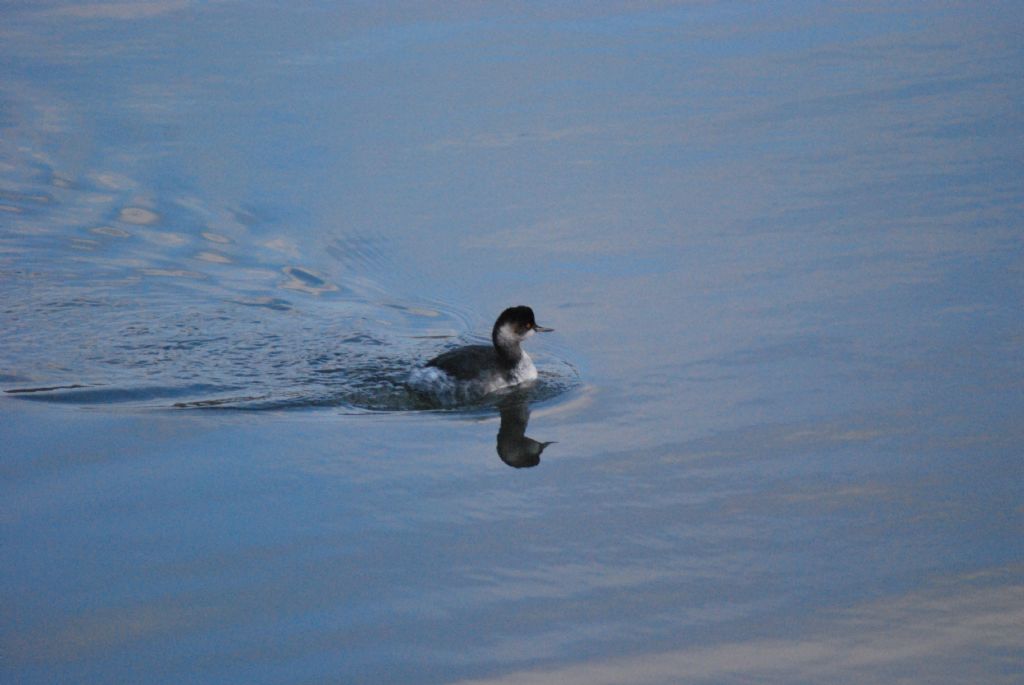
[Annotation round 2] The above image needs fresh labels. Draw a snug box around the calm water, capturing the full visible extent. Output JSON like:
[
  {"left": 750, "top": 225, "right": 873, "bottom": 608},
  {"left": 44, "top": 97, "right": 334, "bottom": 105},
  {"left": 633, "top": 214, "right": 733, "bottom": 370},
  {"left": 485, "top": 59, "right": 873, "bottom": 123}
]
[{"left": 2, "top": 2, "right": 1022, "bottom": 683}]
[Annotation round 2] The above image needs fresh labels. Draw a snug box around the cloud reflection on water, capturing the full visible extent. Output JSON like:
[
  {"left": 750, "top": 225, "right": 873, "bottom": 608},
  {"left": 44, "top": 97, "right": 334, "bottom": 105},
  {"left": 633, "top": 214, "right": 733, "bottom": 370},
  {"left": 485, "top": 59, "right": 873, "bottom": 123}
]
[{"left": 449, "top": 569, "right": 1023, "bottom": 685}]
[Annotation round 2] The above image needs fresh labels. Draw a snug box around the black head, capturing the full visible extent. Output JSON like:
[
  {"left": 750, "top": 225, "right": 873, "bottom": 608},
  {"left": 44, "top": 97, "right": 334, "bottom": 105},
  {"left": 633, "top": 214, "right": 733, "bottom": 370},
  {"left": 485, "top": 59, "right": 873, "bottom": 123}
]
[{"left": 492, "top": 306, "right": 553, "bottom": 345}]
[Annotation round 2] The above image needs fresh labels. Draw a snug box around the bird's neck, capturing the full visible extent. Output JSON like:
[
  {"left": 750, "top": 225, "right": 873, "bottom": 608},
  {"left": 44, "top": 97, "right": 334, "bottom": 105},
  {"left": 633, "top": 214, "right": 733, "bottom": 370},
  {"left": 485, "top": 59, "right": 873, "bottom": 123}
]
[{"left": 492, "top": 324, "right": 523, "bottom": 366}]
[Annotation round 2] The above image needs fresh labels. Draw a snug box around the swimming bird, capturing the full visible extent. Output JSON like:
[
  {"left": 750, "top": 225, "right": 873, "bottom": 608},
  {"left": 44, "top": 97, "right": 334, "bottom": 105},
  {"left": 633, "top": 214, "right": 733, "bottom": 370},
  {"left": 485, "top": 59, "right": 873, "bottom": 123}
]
[{"left": 409, "top": 305, "right": 553, "bottom": 401}]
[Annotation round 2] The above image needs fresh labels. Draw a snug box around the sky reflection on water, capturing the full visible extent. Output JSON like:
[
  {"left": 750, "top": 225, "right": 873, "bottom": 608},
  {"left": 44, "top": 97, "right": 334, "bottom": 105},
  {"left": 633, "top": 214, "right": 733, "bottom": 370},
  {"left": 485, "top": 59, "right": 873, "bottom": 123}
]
[{"left": 1, "top": 2, "right": 1022, "bottom": 684}]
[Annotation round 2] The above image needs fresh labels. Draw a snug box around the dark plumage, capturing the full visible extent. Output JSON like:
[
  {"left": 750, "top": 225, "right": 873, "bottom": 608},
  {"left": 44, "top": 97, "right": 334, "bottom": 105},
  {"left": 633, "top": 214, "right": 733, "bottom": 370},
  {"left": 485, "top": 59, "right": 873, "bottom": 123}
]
[
  {"left": 426, "top": 344, "right": 503, "bottom": 381},
  {"left": 424, "top": 305, "right": 552, "bottom": 384}
]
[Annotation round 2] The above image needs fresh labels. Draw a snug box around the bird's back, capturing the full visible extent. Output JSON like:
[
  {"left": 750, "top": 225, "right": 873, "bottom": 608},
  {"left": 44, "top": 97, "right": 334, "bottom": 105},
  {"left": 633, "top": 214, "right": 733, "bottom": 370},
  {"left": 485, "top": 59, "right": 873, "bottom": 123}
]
[{"left": 426, "top": 345, "right": 502, "bottom": 381}]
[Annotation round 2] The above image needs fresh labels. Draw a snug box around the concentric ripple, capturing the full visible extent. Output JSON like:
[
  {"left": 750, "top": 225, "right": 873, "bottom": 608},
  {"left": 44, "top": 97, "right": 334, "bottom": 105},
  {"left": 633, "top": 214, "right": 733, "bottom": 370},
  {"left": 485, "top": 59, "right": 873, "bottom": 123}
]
[{"left": 0, "top": 119, "right": 579, "bottom": 413}]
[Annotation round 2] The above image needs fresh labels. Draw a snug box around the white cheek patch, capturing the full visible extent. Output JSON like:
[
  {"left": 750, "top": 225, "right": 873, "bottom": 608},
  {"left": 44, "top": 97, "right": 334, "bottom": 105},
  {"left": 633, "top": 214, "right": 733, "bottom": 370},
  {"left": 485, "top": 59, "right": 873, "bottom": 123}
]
[{"left": 496, "top": 323, "right": 521, "bottom": 346}]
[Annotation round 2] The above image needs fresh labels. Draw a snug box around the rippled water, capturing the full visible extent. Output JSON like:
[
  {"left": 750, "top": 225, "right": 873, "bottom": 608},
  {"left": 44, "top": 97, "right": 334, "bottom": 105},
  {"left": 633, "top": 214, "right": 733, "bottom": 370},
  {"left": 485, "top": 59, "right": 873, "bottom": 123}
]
[
  {"left": 2, "top": 2, "right": 1022, "bottom": 684},
  {"left": 0, "top": 128, "right": 578, "bottom": 412}
]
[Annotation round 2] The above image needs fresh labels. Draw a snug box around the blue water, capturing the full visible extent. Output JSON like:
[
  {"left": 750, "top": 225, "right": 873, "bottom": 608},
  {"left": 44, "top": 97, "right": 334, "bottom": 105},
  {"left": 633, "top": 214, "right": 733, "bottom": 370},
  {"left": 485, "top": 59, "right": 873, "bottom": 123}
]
[{"left": 2, "top": 2, "right": 1022, "bottom": 683}]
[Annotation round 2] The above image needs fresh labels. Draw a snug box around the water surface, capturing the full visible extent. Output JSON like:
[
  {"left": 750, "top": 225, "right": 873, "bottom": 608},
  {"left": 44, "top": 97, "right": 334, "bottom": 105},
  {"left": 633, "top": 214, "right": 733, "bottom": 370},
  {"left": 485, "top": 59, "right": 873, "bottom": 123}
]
[{"left": 2, "top": 2, "right": 1022, "bottom": 684}]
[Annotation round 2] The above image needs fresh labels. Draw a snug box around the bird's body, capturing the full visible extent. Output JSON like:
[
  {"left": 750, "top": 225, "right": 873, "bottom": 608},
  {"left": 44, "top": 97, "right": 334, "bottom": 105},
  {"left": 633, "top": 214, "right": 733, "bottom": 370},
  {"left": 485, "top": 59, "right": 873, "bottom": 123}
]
[
  {"left": 427, "top": 343, "right": 537, "bottom": 383},
  {"left": 409, "top": 306, "right": 552, "bottom": 402}
]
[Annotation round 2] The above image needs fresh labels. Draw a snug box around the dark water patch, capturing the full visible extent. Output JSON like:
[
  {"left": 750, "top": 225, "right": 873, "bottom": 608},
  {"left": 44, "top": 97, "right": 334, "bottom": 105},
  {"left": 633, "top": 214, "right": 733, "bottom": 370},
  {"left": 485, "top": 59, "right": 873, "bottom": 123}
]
[
  {"left": 234, "top": 297, "right": 293, "bottom": 311},
  {"left": 172, "top": 393, "right": 273, "bottom": 409},
  {"left": 283, "top": 266, "right": 326, "bottom": 287},
  {"left": 5, "top": 383, "right": 89, "bottom": 394},
  {"left": 280, "top": 266, "right": 339, "bottom": 294},
  {"left": 7, "top": 383, "right": 237, "bottom": 405}
]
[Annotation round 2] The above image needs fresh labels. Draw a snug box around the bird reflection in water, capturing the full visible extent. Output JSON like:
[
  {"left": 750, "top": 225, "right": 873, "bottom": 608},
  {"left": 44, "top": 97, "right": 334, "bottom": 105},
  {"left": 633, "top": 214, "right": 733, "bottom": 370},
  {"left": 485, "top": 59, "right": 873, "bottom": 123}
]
[{"left": 495, "top": 390, "right": 554, "bottom": 468}]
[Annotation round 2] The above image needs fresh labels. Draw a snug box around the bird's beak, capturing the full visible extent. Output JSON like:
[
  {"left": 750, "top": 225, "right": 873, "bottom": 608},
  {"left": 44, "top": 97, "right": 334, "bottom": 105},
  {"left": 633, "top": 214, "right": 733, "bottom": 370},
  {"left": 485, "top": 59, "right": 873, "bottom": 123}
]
[{"left": 533, "top": 325, "right": 554, "bottom": 333}]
